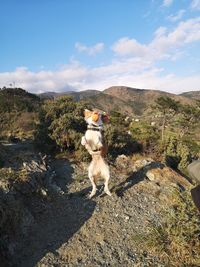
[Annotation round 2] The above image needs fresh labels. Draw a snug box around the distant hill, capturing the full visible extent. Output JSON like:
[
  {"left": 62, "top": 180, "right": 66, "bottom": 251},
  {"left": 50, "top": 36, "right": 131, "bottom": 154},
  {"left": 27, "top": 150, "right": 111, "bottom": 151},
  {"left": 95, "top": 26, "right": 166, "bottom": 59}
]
[
  {"left": 38, "top": 86, "right": 195, "bottom": 115},
  {"left": 102, "top": 86, "right": 194, "bottom": 115},
  {"left": 0, "top": 87, "right": 40, "bottom": 113},
  {"left": 38, "top": 90, "right": 100, "bottom": 101},
  {"left": 85, "top": 92, "right": 136, "bottom": 114},
  {"left": 90, "top": 86, "right": 194, "bottom": 115},
  {"left": 180, "top": 91, "right": 200, "bottom": 100}
]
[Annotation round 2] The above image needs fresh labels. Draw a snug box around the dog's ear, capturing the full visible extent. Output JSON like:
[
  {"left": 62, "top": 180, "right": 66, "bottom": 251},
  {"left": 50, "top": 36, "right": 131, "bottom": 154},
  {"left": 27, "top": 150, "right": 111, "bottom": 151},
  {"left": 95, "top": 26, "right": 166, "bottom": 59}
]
[
  {"left": 102, "top": 112, "right": 109, "bottom": 123},
  {"left": 84, "top": 109, "right": 92, "bottom": 118},
  {"left": 91, "top": 111, "right": 100, "bottom": 122}
]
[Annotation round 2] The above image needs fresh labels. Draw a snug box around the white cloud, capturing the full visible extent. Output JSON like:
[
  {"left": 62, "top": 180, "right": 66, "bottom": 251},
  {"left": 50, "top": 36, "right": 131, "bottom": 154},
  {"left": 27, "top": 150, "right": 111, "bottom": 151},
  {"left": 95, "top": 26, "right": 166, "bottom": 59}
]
[
  {"left": 112, "top": 37, "right": 148, "bottom": 57},
  {"left": 75, "top": 42, "right": 104, "bottom": 55},
  {"left": 154, "top": 26, "right": 167, "bottom": 38},
  {"left": 191, "top": 0, "right": 200, "bottom": 10},
  {"left": 167, "top": 9, "right": 185, "bottom": 22},
  {"left": 112, "top": 17, "right": 200, "bottom": 62},
  {"left": 0, "top": 18, "right": 200, "bottom": 94},
  {"left": 0, "top": 62, "right": 88, "bottom": 93},
  {"left": 162, "top": 0, "right": 173, "bottom": 7},
  {"left": 0, "top": 60, "right": 200, "bottom": 94}
]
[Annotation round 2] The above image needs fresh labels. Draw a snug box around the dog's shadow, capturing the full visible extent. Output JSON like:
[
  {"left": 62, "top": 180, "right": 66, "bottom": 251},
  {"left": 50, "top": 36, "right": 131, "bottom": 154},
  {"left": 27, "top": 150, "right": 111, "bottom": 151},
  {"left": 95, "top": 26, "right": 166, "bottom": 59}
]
[{"left": 112, "top": 162, "right": 165, "bottom": 197}]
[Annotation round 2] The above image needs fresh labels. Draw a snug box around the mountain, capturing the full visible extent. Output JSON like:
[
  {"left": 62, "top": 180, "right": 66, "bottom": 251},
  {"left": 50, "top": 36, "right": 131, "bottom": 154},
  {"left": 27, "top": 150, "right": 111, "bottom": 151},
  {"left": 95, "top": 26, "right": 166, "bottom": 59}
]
[
  {"left": 38, "top": 86, "right": 195, "bottom": 115},
  {"left": 95, "top": 86, "right": 194, "bottom": 115},
  {"left": 180, "top": 91, "right": 200, "bottom": 100},
  {"left": 85, "top": 92, "right": 137, "bottom": 114},
  {"left": 39, "top": 90, "right": 100, "bottom": 101}
]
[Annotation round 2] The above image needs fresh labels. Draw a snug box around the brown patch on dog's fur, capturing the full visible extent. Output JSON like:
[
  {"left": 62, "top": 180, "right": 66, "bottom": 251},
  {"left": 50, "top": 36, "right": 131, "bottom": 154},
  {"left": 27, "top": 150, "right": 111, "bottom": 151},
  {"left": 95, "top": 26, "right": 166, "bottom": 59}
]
[
  {"left": 100, "top": 142, "right": 108, "bottom": 157},
  {"left": 84, "top": 109, "right": 109, "bottom": 124},
  {"left": 91, "top": 112, "right": 99, "bottom": 122},
  {"left": 84, "top": 109, "right": 92, "bottom": 119}
]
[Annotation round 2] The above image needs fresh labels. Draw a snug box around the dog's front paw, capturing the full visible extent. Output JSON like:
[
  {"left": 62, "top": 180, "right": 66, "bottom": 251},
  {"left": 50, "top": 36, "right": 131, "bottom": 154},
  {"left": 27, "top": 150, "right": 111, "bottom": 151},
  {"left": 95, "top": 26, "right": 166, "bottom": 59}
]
[{"left": 96, "top": 142, "right": 103, "bottom": 150}]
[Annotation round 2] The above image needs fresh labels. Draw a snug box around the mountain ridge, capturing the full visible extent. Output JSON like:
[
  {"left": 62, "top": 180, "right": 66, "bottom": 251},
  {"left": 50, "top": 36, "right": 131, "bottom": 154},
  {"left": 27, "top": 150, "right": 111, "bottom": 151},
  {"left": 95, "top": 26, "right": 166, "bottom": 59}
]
[{"left": 38, "top": 85, "right": 197, "bottom": 115}]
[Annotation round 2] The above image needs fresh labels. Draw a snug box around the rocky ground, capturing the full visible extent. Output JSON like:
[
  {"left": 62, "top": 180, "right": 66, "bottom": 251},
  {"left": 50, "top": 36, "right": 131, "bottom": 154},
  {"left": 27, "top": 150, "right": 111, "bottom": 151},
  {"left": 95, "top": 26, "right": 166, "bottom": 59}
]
[{"left": 0, "top": 141, "right": 199, "bottom": 267}]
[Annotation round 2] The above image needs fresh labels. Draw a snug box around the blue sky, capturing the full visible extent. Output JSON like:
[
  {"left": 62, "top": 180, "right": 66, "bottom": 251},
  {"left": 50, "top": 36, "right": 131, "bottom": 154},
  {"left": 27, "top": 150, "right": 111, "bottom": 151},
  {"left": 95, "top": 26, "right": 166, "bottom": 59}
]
[{"left": 0, "top": 0, "right": 200, "bottom": 93}]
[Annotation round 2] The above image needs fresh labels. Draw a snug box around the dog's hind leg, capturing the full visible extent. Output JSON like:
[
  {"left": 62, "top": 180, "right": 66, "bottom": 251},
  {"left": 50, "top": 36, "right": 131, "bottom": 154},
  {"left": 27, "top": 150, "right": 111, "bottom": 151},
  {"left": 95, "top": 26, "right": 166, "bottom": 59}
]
[
  {"left": 89, "top": 174, "right": 97, "bottom": 198},
  {"left": 103, "top": 173, "right": 112, "bottom": 196}
]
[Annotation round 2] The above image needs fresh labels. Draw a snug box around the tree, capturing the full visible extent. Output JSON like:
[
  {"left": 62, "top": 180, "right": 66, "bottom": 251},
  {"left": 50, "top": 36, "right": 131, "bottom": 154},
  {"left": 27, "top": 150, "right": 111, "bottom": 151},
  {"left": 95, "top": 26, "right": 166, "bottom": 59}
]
[
  {"left": 176, "top": 104, "right": 200, "bottom": 139},
  {"left": 155, "top": 96, "right": 179, "bottom": 142}
]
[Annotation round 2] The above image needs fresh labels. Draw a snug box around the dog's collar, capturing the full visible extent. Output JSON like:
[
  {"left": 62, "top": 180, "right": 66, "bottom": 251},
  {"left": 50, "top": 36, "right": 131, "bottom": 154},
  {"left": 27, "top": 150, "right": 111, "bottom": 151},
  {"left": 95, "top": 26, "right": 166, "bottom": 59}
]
[
  {"left": 90, "top": 123, "right": 103, "bottom": 127},
  {"left": 87, "top": 124, "right": 103, "bottom": 131}
]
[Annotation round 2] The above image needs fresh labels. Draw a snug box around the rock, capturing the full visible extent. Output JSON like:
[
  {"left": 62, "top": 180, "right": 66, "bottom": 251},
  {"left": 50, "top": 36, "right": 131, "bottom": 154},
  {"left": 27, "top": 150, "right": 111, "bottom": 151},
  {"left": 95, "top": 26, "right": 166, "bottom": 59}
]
[
  {"left": 146, "top": 166, "right": 192, "bottom": 189},
  {"left": 115, "top": 155, "right": 129, "bottom": 169},
  {"left": 132, "top": 158, "right": 154, "bottom": 172},
  {"left": 187, "top": 160, "right": 200, "bottom": 183},
  {"left": 191, "top": 185, "right": 200, "bottom": 211},
  {"left": 40, "top": 188, "right": 48, "bottom": 197},
  {"left": 146, "top": 171, "right": 156, "bottom": 181}
]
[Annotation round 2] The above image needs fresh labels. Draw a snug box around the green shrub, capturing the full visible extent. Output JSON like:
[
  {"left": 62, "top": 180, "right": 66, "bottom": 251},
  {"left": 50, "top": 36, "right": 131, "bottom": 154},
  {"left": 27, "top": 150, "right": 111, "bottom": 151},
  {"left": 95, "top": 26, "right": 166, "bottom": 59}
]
[
  {"left": 164, "top": 135, "right": 192, "bottom": 170},
  {"left": 129, "top": 121, "right": 159, "bottom": 152},
  {"left": 104, "top": 125, "right": 137, "bottom": 158},
  {"left": 34, "top": 96, "right": 91, "bottom": 159}
]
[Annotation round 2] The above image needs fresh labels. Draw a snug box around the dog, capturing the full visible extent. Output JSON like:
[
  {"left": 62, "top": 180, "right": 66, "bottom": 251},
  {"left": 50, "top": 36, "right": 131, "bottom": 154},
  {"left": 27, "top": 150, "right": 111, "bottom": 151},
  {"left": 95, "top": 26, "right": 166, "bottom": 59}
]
[
  {"left": 81, "top": 109, "right": 108, "bottom": 151},
  {"left": 81, "top": 109, "right": 111, "bottom": 198}
]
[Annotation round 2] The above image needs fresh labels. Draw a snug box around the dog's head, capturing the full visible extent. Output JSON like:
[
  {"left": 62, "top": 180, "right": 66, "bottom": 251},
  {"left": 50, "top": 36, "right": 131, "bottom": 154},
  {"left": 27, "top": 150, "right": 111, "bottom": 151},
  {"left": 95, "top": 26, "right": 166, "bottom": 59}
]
[{"left": 84, "top": 109, "right": 109, "bottom": 126}]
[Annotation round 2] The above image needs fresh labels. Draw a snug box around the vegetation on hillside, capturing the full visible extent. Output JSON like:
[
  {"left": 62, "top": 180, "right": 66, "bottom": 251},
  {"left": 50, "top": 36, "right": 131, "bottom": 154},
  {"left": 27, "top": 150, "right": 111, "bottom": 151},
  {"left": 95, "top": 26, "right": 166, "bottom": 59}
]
[
  {"left": 0, "top": 88, "right": 199, "bottom": 170},
  {"left": 0, "top": 87, "right": 40, "bottom": 139},
  {"left": 0, "top": 87, "right": 40, "bottom": 113}
]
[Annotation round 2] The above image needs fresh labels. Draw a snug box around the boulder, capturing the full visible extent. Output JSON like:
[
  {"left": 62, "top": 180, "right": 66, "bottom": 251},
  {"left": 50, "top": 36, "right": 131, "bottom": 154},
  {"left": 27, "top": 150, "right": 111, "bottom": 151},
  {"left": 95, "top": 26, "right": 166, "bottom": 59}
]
[
  {"left": 191, "top": 185, "right": 200, "bottom": 212},
  {"left": 146, "top": 166, "right": 192, "bottom": 189},
  {"left": 187, "top": 160, "right": 200, "bottom": 183},
  {"left": 115, "top": 154, "right": 130, "bottom": 169}
]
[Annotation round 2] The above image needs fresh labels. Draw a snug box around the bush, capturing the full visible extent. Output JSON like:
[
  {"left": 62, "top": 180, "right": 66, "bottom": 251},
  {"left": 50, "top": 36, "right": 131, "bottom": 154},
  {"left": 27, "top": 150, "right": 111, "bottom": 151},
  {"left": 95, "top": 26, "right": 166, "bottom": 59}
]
[
  {"left": 129, "top": 122, "right": 159, "bottom": 153},
  {"left": 104, "top": 125, "right": 137, "bottom": 158},
  {"left": 164, "top": 136, "right": 192, "bottom": 170},
  {"left": 34, "top": 96, "right": 90, "bottom": 158}
]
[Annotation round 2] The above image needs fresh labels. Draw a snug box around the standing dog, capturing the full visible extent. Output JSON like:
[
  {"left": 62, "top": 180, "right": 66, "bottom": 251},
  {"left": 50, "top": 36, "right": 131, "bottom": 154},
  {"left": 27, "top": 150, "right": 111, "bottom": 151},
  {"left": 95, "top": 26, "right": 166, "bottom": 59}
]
[
  {"left": 81, "top": 109, "right": 111, "bottom": 198},
  {"left": 81, "top": 109, "right": 107, "bottom": 151}
]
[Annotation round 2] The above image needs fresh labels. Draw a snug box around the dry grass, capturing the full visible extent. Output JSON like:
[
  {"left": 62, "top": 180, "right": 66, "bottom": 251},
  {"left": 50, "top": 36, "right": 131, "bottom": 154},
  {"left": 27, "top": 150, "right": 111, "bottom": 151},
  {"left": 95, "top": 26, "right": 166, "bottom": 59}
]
[{"left": 133, "top": 189, "right": 200, "bottom": 266}]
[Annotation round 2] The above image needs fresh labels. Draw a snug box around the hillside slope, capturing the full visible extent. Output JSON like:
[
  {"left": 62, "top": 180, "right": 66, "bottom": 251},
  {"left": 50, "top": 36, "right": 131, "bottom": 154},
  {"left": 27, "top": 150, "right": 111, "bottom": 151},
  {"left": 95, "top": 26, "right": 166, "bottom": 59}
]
[
  {"left": 0, "top": 88, "right": 40, "bottom": 139},
  {"left": 180, "top": 90, "right": 200, "bottom": 100},
  {"left": 102, "top": 86, "right": 194, "bottom": 114},
  {"left": 0, "top": 87, "right": 40, "bottom": 112}
]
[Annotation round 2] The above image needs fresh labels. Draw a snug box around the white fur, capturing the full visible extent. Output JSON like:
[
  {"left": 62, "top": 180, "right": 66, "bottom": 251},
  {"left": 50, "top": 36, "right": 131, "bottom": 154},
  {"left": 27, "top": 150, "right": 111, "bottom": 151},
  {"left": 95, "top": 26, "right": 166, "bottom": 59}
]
[
  {"left": 82, "top": 113, "right": 103, "bottom": 151},
  {"left": 87, "top": 152, "right": 112, "bottom": 198},
  {"left": 84, "top": 130, "right": 103, "bottom": 151},
  {"left": 81, "top": 111, "right": 111, "bottom": 198}
]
